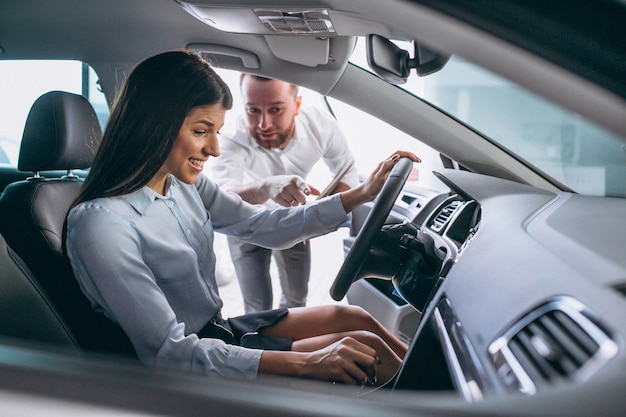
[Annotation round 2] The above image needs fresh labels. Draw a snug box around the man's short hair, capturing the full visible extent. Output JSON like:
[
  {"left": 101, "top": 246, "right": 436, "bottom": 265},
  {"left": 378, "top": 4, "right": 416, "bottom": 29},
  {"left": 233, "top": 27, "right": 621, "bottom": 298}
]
[{"left": 239, "top": 73, "right": 299, "bottom": 97}]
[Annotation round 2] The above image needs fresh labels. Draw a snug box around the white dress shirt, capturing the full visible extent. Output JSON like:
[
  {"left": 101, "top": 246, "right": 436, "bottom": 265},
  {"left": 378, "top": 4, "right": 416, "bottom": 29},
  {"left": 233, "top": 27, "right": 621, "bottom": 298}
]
[{"left": 212, "top": 105, "right": 359, "bottom": 207}]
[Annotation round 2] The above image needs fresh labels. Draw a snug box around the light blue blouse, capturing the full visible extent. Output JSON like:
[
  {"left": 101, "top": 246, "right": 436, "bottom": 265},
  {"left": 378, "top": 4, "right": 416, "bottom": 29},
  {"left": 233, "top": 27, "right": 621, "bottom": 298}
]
[{"left": 65, "top": 174, "right": 348, "bottom": 380}]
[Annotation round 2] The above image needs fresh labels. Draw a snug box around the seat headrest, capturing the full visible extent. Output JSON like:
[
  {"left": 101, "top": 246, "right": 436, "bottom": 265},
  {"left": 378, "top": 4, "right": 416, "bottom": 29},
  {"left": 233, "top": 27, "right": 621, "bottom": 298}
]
[{"left": 18, "top": 91, "right": 102, "bottom": 172}]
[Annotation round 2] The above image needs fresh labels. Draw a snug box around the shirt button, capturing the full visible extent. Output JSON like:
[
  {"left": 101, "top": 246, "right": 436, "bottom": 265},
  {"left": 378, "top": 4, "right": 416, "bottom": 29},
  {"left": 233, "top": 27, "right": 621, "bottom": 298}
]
[
  {"left": 185, "top": 229, "right": 191, "bottom": 235},
  {"left": 167, "top": 201, "right": 174, "bottom": 207}
]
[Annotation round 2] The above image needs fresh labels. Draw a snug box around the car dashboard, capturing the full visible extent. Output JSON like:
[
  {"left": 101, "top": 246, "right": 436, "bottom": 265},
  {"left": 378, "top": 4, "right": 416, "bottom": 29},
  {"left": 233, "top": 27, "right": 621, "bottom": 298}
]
[{"left": 350, "top": 169, "right": 626, "bottom": 402}]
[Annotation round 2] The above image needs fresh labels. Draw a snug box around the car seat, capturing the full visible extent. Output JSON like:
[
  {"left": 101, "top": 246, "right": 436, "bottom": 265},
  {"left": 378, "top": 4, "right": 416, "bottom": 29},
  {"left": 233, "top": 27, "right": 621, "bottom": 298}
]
[
  {"left": 0, "top": 91, "right": 136, "bottom": 357},
  {"left": 0, "top": 231, "right": 80, "bottom": 352}
]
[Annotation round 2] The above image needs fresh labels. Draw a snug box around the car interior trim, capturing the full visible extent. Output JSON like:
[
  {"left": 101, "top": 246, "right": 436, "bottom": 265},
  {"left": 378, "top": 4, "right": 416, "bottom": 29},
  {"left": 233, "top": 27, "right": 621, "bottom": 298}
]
[
  {"left": 488, "top": 295, "right": 619, "bottom": 394},
  {"left": 433, "top": 297, "right": 487, "bottom": 402}
]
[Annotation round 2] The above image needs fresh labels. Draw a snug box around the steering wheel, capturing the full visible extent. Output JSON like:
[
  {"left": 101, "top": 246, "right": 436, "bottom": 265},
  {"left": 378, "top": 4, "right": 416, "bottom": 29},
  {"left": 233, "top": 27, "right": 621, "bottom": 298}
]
[{"left": 330, "top": 157, "right": 414, "bottom": 301}]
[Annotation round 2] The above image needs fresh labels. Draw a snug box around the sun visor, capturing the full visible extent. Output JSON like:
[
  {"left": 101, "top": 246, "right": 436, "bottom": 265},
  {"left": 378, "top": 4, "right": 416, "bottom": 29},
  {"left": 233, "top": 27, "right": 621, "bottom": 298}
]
[
  {"left": 187, "top": 43, "right": 260, "bottom": 69},
  {"left": 264, "top": 36, "right": 330, "bottom": 67}
]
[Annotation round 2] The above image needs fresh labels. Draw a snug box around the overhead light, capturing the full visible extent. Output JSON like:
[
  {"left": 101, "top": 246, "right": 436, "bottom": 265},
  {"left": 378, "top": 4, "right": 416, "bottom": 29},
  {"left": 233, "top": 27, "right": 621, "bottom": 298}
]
[
  {"left": 176, "top": 2, "right": 336, "bottom": 36},
  {"left": 254, "top": 9, "right": 335, "bottom": 35}
]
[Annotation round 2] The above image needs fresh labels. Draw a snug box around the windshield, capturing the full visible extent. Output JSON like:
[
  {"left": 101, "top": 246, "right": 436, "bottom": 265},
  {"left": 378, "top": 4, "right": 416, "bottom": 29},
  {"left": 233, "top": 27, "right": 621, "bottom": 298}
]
[{"left": 350, "top": 39, "right": 626, "bottom": 198}]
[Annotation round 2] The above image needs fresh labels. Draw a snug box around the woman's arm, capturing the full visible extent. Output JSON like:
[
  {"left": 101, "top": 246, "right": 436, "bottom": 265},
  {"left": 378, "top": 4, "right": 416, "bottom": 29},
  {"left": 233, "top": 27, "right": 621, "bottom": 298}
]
[{"left": 200, "top": 151, "right": 420, "bottom": 249}]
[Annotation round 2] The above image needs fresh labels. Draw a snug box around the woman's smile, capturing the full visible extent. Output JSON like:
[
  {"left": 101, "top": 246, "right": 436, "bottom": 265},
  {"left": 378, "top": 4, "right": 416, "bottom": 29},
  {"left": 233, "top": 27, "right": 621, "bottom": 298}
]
[{"left": 189, "top": 157, "right": 206, "bottom": 170}]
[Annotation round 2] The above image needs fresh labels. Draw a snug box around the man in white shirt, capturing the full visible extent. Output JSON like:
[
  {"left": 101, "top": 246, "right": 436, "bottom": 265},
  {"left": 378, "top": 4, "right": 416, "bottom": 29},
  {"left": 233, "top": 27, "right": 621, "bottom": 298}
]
[{"left": 212, "top": 74, "right": 358, "bottom": 313}]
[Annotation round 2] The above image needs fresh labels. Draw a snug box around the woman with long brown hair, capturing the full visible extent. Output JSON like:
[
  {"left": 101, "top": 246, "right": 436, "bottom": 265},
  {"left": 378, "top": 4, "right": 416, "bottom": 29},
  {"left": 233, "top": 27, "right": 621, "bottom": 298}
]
[{"left": 66, "top": 50, "right": 419, "bottom": 386}]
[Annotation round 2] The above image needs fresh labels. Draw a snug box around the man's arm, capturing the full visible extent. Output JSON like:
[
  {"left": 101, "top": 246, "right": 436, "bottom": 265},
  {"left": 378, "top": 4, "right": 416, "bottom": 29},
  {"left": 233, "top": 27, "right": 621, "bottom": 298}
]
[{"left": 230, "top": 175, "right": 320, "bottom": 207}]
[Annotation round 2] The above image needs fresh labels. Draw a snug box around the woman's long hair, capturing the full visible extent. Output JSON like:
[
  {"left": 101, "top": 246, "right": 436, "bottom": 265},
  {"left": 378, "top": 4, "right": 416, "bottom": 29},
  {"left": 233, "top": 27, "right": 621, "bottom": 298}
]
[{"left": 72, "top": 50, "right": 233, "bottom": 207}]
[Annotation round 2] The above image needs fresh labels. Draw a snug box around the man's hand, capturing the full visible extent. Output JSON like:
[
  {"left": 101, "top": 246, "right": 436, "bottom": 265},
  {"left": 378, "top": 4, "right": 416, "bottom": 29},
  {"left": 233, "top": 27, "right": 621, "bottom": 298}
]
[
  {"left": 265, "top": 175, "right": 320, "bottom": 207},
  {"left": 229, "top": 175, "right": 320, "bottom": 205}
]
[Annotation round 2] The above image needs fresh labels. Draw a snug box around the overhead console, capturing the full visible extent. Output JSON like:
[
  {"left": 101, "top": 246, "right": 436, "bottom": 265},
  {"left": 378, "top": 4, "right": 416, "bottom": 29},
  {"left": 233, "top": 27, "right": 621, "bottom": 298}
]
[
  {"left": 176, "top": 2, "right": 338, "bottom": 36},
  {"left": 175, "top": 1, "right": 345, "bottom": 67},
  {"left": 176, "top": 1, "right": 451, "bottom": 71}
]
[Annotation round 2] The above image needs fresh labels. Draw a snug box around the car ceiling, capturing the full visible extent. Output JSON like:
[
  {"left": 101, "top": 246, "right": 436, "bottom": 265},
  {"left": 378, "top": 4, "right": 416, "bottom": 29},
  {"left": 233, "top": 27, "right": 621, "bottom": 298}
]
[
  {"left": 0, "top": 1, "right": 355, "bottom": 94},
  {"left": 1, "top": 0, "right": 625, "bottom": 140}
]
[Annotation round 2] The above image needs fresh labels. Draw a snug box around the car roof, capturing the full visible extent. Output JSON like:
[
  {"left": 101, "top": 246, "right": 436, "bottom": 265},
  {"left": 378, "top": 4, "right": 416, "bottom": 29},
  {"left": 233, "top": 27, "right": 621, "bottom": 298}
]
[{"left": 1, "top": 0, "right": 624, "bottom": 138}]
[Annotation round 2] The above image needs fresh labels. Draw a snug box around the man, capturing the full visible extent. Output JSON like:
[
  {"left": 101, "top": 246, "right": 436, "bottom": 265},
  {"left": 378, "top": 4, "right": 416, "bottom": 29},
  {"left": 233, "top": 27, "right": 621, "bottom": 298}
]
[{"left": 212, "top": 74, "right": 359, "bottom": 313}]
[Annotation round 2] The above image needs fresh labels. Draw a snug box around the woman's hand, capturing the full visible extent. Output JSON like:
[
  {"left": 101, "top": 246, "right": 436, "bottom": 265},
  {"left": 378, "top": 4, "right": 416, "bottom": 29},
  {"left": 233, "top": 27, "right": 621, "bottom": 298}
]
[
  {"left": 302, "top": 337, "right": 379, "bottom": 385},
  {"left": 339, "top": 151, "right": 420, "bottom": 213},
  {"left": 260, "top": 336, "right": 380, "bottom": 386}
]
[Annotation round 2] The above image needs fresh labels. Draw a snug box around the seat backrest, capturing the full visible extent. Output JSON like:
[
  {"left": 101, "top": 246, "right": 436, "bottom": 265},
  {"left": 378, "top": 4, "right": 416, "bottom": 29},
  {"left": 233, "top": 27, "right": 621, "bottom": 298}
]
[
  {"left": 0, "top": 231, "right": 80, "bottom": 352},
  {"left": 0, "top": 91, "right": 136, "bottom": 357}
]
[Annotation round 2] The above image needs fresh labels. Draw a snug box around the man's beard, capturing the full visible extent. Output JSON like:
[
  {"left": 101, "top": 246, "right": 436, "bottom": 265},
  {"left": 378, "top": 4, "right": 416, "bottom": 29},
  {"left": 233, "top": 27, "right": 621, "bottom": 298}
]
[{"left": 250, "top": 120, "right": 295, "bottom": 150}]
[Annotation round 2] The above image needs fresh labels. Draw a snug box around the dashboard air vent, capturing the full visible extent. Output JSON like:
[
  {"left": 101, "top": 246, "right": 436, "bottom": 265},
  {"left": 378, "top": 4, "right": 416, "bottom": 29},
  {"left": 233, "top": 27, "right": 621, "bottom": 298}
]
[
  {"left": 489, "top": 297, "right": 618, "bottom": 395},
  {"left": 430, "top": 200, "right": 462, "bottom": 233}
]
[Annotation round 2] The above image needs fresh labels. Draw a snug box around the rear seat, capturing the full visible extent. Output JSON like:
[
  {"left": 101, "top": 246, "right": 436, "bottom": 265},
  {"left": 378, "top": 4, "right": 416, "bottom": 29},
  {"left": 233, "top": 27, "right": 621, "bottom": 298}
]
[{"left": 0, "top": 91, "right": 136, "bottom": 357}]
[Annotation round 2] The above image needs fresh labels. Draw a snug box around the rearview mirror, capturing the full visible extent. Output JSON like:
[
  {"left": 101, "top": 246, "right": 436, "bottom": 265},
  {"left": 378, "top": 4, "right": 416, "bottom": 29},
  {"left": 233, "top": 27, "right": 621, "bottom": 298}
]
[{"left": 366, "top": 34, "right": 450, "bottom": 84}]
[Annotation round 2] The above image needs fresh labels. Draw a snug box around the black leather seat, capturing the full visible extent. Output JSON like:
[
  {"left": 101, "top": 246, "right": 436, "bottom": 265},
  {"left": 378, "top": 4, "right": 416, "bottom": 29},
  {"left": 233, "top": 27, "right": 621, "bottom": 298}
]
[
  {"left": 0, "top": 91, "right": 136, "bottom": 357},
  {"left": 0, "top": 232, "right": 80, "bottom": 352}
]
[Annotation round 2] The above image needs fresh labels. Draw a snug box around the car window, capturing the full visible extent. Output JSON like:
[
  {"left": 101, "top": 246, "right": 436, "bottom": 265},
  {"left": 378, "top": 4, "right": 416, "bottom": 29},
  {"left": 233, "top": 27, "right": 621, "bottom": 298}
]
[
  {"left": 213, "top": 68, "right": 446, "bottom": 193},
  {"left": 324, "top": 97, "right": 447, "bottom": 192},
  {"left": 348, "top": 38, "right": 626, "bottom": 198},
  {"left": 0, "top": 60, "right": 109, "bottom": 166}
]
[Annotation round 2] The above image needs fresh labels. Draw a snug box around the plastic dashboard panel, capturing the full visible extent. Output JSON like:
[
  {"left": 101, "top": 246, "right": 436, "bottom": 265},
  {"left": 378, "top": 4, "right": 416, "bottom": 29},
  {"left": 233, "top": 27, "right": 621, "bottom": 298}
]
[{"left": 390, "top": 169, "right": 626, "bottom": 399}]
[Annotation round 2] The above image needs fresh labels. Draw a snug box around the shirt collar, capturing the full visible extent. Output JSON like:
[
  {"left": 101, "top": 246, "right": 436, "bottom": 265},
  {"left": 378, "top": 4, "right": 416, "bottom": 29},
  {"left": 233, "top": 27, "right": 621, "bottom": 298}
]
[{"left": 125, "top": 175, "right": 180, "bottom": 216}]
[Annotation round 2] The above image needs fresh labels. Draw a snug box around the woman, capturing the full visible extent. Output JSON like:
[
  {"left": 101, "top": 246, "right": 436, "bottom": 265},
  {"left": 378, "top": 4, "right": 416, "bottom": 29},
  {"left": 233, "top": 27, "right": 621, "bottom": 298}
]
[{"left": 65, "top": 50, "right": 420, "bottom": 386}]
